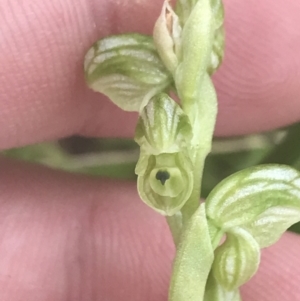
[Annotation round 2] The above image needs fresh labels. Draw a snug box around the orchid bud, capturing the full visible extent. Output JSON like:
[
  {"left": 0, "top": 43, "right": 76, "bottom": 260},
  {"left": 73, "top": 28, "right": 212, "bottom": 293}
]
[{"left": 153, "top": 0, "right": 182, "bottom": 74}]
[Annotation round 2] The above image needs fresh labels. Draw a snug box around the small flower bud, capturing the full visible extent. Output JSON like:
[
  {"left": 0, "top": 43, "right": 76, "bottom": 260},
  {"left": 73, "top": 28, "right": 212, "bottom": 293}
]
[{"left": 153, "top": 1, "right": 182, "bottom": 74}]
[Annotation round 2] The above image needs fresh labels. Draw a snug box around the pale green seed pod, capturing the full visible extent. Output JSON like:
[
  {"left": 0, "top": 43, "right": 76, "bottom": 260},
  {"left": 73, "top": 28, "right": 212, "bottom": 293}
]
[
  {"left": 84, "top": 33, "right": 172, "bottom": 112},
  {"left": 137, "top": 152, "right": 193, "bottom": 216},
  {"left": 135, "top": 93, "right": 193, "bottom": 154}
]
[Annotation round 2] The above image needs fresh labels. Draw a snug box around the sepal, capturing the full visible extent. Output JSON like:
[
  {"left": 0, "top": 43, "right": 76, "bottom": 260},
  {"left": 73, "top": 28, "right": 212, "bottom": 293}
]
[
  {"left": 135, "top": 93, "right": 193, "bottom": 154},
  {"left": 84, "top": 34, "right": 172, "bottom": 111}
]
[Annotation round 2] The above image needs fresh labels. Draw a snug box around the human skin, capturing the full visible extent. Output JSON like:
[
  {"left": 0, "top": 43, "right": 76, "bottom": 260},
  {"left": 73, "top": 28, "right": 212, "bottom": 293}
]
[{"left": 0, "top": 0, "right": 300, "bottom": 300}]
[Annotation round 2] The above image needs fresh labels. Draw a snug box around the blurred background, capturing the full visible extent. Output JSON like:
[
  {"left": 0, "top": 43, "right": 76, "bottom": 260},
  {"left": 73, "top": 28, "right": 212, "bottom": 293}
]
[{"left": 3, "top": 121, "right": 300, "bottom": 234}]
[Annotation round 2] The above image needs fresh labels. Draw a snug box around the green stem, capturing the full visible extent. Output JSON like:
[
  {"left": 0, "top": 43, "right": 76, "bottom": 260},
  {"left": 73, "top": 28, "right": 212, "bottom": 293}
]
[
  {"left": 180, "top": 74, "right": 217, "bottom": 225},
  {"left": 181, "top": 149, "right": 208, "bottom": 223},
  {"left": 166, "top": 212, "right": 183, "bottom": 246}
]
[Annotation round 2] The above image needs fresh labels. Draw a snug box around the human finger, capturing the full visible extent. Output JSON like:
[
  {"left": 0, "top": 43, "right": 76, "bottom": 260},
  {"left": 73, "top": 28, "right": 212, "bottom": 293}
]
[
  {"left": 0, "top": 159, "right": 300, "bottom": 300},
  {"left": 1, "top": 0, "right": 300, "bottom": 149}
]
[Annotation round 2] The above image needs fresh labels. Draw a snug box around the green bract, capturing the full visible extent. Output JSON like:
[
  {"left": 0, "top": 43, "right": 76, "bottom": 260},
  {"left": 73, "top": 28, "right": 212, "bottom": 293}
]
[
  {"left": 169, "top": 203, "right": 214, "bottom": 301},
  {"left": 84, "top": 34, "right": 173, "bottom": 112}
]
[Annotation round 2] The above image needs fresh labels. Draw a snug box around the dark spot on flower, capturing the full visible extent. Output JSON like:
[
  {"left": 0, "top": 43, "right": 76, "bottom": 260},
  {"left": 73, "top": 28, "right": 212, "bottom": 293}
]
[{"left": 156, "top": 170, "right": 170, "bottom": 185}]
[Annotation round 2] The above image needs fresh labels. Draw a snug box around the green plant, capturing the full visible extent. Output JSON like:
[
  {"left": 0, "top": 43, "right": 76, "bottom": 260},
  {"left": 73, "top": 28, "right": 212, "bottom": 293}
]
[{"left": 83, "top": 0, "right": 300, "bottom": 300}]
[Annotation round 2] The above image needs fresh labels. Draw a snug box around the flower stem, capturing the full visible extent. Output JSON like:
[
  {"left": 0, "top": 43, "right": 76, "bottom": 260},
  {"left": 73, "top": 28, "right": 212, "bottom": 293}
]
[
  {"left": 181, "top": 149, "right": 208, "bottom": 223},
  {"left": 180, "top": 74, "right": 218, "bottom": 225},
  {"left": 166, "top": 212, "right": 183, "bottom": 246}
]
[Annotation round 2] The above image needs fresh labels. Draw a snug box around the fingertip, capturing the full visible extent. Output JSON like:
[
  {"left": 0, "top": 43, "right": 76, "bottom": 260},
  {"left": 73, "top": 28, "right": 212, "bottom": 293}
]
[
  {"left": 1, "top": 0, "right": 300, "bottom": 148},
  {"left": 0, "top": 0, "right": 162, "bottom": 149},
  {"left": 242, "top": 232, "right": 300, "bottom": 301},
  {"left": 214, "top": 0, "right": 300, "bottom": 136}
]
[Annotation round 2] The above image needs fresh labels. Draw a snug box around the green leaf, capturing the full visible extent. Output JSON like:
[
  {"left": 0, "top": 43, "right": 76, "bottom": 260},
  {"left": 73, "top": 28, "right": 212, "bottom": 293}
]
[
  {"left": 135, "top": 93, "right": 193, "bottom": 154},
  {"left": 206, "top": 164, "right": 300, "bottom": 230},
  {"left": 212, "top": 228, "right": 260, "bottom": 291},
  {"left": 84, "top": 34, "right": 173, "bottom": 112},
  {"left": 204, "top": 272, "right": 241, "bottom": 301},
  {"left": 169, "top": 203, "right": 214, "bottom": 301},
  {"left": 136, "top": 152, "right": 193, "bottom": 216}
]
